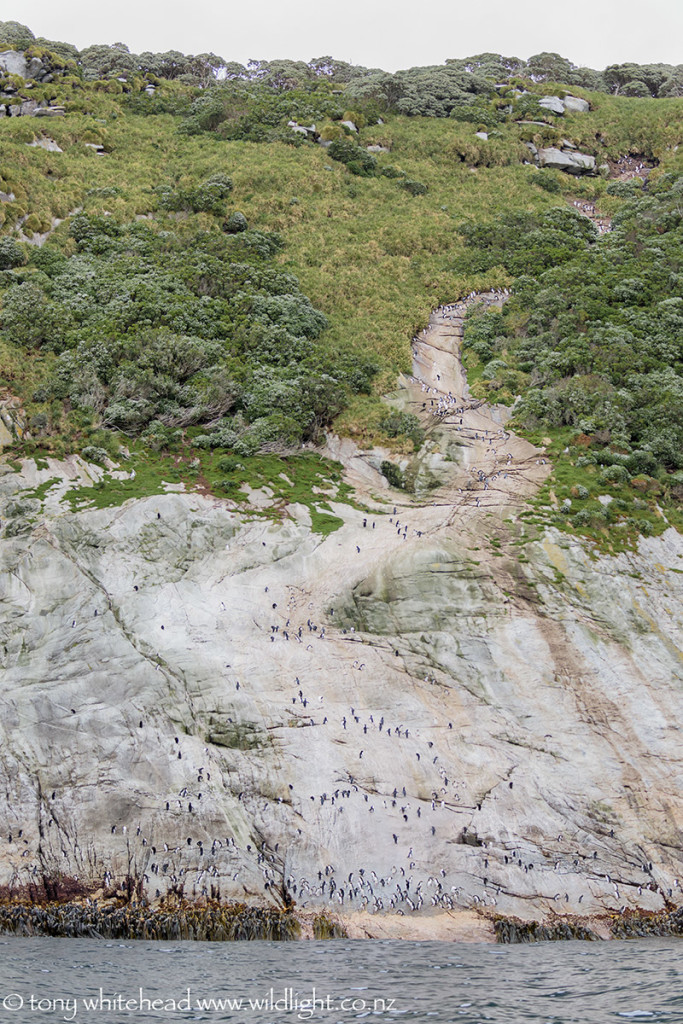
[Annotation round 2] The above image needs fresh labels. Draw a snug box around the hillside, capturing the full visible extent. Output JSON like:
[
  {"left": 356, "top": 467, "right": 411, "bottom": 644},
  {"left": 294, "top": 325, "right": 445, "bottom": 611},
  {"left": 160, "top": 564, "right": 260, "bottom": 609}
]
[{"left": 0, "top": 24, "right": 682, "bottom": 941}]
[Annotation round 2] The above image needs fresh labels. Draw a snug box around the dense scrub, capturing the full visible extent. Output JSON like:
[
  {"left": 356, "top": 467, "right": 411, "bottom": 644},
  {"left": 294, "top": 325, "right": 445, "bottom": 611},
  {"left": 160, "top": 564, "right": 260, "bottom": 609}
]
[
  {"left": 4, "top": 20, "right": 682, "bottom": 101},
  {"left": 0, "top": 206, "right": 375, "bottom": 453},
  {"left": 462, "top": 174, "right": 683, "bottom": 541}
]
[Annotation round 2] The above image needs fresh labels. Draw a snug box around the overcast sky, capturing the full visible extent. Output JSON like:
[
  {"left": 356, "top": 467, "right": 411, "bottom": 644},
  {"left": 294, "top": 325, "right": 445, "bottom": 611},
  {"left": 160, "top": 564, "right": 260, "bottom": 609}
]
[{"left": 18, "top": 0, "right": 683, "bottom": 71}]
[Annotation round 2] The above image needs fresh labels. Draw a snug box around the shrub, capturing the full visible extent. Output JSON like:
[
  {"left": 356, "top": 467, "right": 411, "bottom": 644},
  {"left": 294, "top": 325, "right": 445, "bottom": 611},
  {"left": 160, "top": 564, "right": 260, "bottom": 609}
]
[
  {"left": 0, "top": 237, "right": 26, "bottom": 270},
  {"left": 380, "top": 460, "right": 405, "bottom": 488},
  {"left": 80, "top": 445, "right": 109, "bottom": 464},
  {"left": 481, "top": 358, "right": 508, "bottom": 380},
  {"left": 328, "top": 138, "right": 377, "bottom": 176},
  {"left": 158, "top": 173, "right": 233, "bottom": 215},
  {"left": 630, "top": 474, "right": 662, "bottom": 494},
  {"left": 380, "top": 165, "right": 404, "bottom": 178},
  {"left": 225, "top": 211, "right": 248, "bottom": 233},
  {"left": 217, "top": 478, "right": 240, "bottom": 492},
  {"left": 600, "top": 464, "right": 631, "bottom": 484},
  {"left": 251, "top": 293, "right": 328, "bottom": 339},
  {"left": 380, "top": 411, "right": 424, "bottom": 449},
  {"left": 536, "top": 173, "right": 562, "bottom": 193},
  {"left": 606, "top": 179, "right": 643, "bottom": 197},
  {"left": 401, "top": 179, "right": 428, "bottom": 196},
  {"left": 625, "top": 449, "right": 657, "bottom": 475}
]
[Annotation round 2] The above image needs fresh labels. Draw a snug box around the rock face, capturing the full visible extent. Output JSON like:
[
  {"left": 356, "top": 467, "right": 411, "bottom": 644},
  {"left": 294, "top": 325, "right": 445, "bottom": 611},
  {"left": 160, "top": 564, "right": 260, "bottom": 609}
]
[
  {"left": 563, "top": 95, "right": 590, "bottom": 113},
  {"left": 0, "top": 296, "right": 681, "bottom": 937},
  {"left": 0, "top": 51, "right": 50, "bottom": 81},
  {"left": 0, "top": 397, "right": 29, "bottom": 447},
  {"left": 539, "top": 95, "right": 566, "bottom": 115},
  {"left": 0, "top": 101, "right": 65, "bottom": 119},
  {"left": 539, "top": 95, "right": 590, "bottom": 115},
  {"left": 537, "top": 147, "right": 597, "bottom": 174},
  {"left": 26, "top": 138, "right": 63, "bottom": 153}
]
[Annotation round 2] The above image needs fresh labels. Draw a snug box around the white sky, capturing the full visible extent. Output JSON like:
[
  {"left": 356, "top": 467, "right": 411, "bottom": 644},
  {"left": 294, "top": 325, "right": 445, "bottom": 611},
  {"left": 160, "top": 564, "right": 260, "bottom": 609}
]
[{"left": 14, "top": 0, "right": 683, "bottom": 71}]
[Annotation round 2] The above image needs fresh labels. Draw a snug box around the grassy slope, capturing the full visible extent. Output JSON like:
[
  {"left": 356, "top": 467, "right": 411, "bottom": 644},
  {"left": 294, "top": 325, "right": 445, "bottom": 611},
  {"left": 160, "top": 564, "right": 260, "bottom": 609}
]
[
  {"left": 2, "top": 92, "right": 682, "bottom": 408},
  {"left": 1, "top": 86, "right": 682, "bottom": 540}
]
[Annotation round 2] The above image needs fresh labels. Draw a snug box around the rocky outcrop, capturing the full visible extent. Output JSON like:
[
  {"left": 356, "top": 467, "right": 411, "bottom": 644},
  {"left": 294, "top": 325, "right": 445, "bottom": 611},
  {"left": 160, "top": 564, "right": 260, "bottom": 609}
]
[
  {"left": 31, "top": 106, "right": 65, "bottom": 117},
  {"left": 539, "top": 95, "right": 565, "bottom": 115},
  {"left": 0, "top": 296, "right": 681, "bottom": 939},
  {"left": 563, "top": 95, "right": 590, "bottom": 113},
  {"left": 539, "top": 95, "right": 590, "bottom": 114},
  {"left": 26, "top": 137, "right": 63, "bottom": 152},
  {"left": 0, "top": 50, "right": 52, "bottom": 83},
  {"left": 0, "top": 397, "right": 29, "bottom": 448},
  {"left": 0, "top": 101, "right": 65, "bottom": 118},
  {"left": 537, "top": 146, "right": 597, "bottom": 174},
  {"left": 287, "top": 120, "right": 316, "bottom": 138},
  {"left": 525, "top": 143, "right": 597, "bottom": 175}
]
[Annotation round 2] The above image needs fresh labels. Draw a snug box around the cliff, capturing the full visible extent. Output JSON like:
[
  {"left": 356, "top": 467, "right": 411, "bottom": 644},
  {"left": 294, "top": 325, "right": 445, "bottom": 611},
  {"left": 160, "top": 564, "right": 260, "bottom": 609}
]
[{"left": 0, "top": 297, "right": 681, "bottom": 940}]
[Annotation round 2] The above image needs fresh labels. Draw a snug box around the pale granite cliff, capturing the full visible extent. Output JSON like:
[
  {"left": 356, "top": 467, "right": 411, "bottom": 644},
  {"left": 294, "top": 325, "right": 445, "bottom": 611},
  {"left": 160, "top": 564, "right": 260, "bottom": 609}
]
[{"left": 1, "top": 296, "right": 681, "bottom": 941}]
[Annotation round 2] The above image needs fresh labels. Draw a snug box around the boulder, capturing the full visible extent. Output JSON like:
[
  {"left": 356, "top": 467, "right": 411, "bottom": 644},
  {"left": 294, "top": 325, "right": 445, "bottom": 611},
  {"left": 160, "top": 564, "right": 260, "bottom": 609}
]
[
  {"left": 27, "top": 137, "right": 63, "bottom": 152},
  {"left": 537, "top": 147, "right": 596, "bottom": 174},
  {"left": 341, "top": 120, "right": 357, "bottom": 132},
  {"left": 564, "top": 95, "right": 590, "bottom": 113},
  {"left": 26, "top": 57, "right": 47, "bottom": 80},
  {"left": 366, "top": 144, "right": 390, "bottom": 153},
  {"left": 524, "top": 141, "right": 538, "bottom": 156},
  {"left": 0, "top": 396, "right": 28, "bottom": 447},
  {"left": 475, "top": 131, "right": 488, "bottom": 140},
  {"left": 33, "top": 106, "right": 65, "bottom": 117},
  {"left": 287, "top": 120, "right": 315, "bottom": 136},
  {"left": 0, "top": 50, "right": 29, "bottom": 77},
  {"left": 538, "top": 95, "right": 565, "bottom": 115},
  {"left": 0, "top": 51, "right": 48, "bottom": 82},
  {"left": 10, "top": 100, "right": 39, "bottom": 116}
]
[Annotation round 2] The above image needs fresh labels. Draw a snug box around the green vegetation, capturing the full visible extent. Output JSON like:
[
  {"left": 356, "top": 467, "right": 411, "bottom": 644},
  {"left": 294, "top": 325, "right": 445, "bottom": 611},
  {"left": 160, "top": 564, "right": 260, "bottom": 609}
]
[
  {"left": 0, "top": 23, "right": 682, "bottom": 541},
  {"left": 461, "top": 175, "right": 683, "bottom": 546},
  {"left": 379, "top": 411, "right": 424, "bottom": 450},
  {"left": 62, "top": 448, "right": 350, "bottom": 535},
  {"left": 380, "top": 460, "right": 406, "bottom": 490},
  {"left": 0, "top": 205, "right": 376, "bottom": 456}
]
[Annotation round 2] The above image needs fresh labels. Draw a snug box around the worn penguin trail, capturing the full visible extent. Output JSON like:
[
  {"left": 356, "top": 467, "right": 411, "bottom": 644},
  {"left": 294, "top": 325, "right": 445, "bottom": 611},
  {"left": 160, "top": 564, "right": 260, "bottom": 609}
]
[{"left": 0, "top": 293, "right": 682, "bottom": 941}]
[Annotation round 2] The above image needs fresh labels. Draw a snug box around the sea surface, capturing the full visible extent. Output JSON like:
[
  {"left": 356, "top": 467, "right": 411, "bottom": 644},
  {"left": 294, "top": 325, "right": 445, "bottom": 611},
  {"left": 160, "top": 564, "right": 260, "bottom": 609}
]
[{"left": 0, "top": 936, "right": 680, "bottom": 1023}]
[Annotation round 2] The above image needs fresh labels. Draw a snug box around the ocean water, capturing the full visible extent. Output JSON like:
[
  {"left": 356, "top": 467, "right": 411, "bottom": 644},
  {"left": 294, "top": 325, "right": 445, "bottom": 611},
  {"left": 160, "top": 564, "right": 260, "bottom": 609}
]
[{"left": 0, "top": 936, "right": 680, "bottom": 1023}]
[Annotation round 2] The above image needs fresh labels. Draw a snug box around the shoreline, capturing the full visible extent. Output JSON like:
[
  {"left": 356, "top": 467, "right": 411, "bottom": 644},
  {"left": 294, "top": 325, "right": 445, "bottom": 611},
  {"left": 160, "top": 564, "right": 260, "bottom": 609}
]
[{"left": 0, "top": 898, "right": 682, "bottom": 944}]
